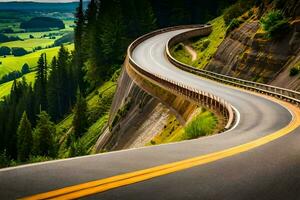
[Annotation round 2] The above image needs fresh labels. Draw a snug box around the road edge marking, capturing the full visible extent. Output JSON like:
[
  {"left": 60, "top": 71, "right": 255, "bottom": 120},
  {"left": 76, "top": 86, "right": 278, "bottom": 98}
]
[{"left": 20, "top": 101, "right": 300, "bottom": 200}]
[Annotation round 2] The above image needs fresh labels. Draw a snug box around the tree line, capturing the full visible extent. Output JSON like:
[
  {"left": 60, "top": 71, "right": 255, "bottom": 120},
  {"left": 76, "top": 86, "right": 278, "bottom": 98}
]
[
  {"left": 0, "top": 45, "right": 88, "bottom": 165},
  {"left": 74, "top": 0, "right": 236, "bottom": 92}
]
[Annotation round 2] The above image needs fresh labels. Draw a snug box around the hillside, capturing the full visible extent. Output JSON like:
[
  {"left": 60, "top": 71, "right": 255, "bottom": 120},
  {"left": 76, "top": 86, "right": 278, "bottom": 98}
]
[
  {"left": 172, "top": 0, "right": 300, "bottom": 91},
  {"left": 0, "top": 44, "right": 74, "bottom": 78}
]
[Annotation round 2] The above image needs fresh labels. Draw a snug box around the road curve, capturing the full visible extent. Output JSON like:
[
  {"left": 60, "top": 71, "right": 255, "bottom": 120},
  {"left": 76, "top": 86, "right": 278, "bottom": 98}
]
[{"left": 1, "top": 28, "right": 300, "bottom": 200}]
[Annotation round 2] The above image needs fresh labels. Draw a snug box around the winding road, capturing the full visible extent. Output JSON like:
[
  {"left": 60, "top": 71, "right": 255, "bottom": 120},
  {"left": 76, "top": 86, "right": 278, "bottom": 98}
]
[{"left": 1, "top": 27, "right": 300, "bottom": 200}]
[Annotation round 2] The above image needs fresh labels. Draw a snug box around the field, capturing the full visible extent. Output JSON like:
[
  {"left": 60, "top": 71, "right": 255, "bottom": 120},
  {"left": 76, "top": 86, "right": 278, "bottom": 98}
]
[
  {"left": 7, "top": 19, "right": 74, "bottom": 40},
  {"left": 0, "top": 44, "right": 74, "bottom": 78},
  {"left": 2, "top": 38, "right": 55, "bottom": 51},
  {"left": 0, "top": 71, "right": 36, "bottom": 99},
  {"left": 0, "top": 8, "right": 75, "bottom": 99}
]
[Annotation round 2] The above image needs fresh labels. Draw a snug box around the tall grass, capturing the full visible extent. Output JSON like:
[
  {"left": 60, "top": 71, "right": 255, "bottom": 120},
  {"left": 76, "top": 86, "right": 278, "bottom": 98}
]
[{"left": 185, "top": 111, "right": 217, "bottom": 139}]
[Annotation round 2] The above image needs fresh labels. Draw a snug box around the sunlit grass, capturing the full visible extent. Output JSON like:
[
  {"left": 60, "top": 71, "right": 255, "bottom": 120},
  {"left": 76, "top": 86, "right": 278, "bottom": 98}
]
[
  {"left": 0, "top": 71, "right": 36, "bottom": 99},
  {"left": 171, "top": 16, "right": 226, "bottom": 69},
  {"left": 0, "top": 44, "right": 74, "bottom": 78}
]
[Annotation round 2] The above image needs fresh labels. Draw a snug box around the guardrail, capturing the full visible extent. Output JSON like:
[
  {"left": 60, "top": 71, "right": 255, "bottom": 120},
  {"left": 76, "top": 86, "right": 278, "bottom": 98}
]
[
  {"left": 165, "top": 27, "right": 300, "bottom": 107},
  {"left": 127, "top": 25, "right": 235, "bottom": 130}
]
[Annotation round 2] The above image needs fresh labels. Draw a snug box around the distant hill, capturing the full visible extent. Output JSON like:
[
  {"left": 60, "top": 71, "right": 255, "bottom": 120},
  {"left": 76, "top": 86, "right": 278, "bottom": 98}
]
[
  {"left": 0, "top": 2, "right": 89, "bottom": 12},
  {"left": 20, "top": 17, "right": 65, "bottom": 30}
]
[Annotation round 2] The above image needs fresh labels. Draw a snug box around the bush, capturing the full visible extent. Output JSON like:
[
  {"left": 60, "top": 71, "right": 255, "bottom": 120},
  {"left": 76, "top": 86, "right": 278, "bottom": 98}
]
[
  {"left": 12, "top": 47, "right": 28, "bottom": 56},
  {"left": 260, "top": 10, "right": 290, "bottom": 39},
  {"left": 200, "top": 40, "right": 210, "bottom": 51},
  {"left": 0, "top": 33, "right": 21, "bottom": 43},
  {"left": 0, "top": 46, "right": 11, "bottom": 56},
  {"left": 0, "top": 150, "right": 11, "bottom": 168},
  {"left": 21, "top": 63, "right": 30, "bottom": 74},
  {"left": 185, "top": 111, "right": 217, "bottom": 139},
  {"left": 290, "top": 67, "right": 300, "bottom": 76}
]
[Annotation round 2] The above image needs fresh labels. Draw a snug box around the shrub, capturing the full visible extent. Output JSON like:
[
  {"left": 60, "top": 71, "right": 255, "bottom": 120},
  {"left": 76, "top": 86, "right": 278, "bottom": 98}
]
[
  {"left": 260, "top": 10, "right": 290, "bottom": 39},
  {"left": 21, "top": 63, "right": 30, "bottom": 74},
  {"left": 290, "top": 67, "right": 300, "bottom": 76},
  {"left": 200, "top": 39, "right": 210, "bottom": 51},
  {"left": 0, "top": 46, "right": 11, "bottom": 56},
  {"left": 0, "top": 150, "right": 10, "bottom": 168},
  {"left": 11, "top": 47, "right": 28, "bottom": 56},
  {"left": 0, "top": 33, "right": 21, "bottom": 43},
  {"left": 185, "top": 111, "right": 217, "bottom": 139}
]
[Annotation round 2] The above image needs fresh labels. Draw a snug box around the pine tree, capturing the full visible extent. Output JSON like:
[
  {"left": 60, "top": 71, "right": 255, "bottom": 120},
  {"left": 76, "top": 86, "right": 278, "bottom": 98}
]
[
  {"left": 47, "top": 57, "right": 59, "bottom": 121},
  {"left": 74, "top": 0, "right": 86, "bottom": 93},
  {"left": 35, "top": 53, "right": 47, "bottom": 112},
  {"left": 32, "top": 111, "right": 56, "bottom": 157},
  {"left": 17, "top": 112, "right": 32, "bottom": 162},
  {"left": 56, "top": 45, "right": 73, "bottom": 117},
  {"left": 72, "top": 91, "right": 88, "bottom": 138}
]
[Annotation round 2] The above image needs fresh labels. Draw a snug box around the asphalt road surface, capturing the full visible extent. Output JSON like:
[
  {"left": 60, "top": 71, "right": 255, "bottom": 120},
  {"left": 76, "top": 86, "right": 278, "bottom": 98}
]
[{"left": 0, "top": 28, "right": 298, "bottom": 200}]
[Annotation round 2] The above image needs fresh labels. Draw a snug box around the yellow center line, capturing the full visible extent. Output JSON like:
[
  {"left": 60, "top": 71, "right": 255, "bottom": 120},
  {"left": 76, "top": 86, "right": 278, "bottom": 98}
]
[{"left": 20, "top": 99, "right": 300, "bottom": 200}]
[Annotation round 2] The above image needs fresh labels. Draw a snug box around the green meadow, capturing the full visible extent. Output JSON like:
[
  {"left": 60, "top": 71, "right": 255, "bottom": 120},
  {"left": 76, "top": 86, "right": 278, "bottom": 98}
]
[
  {"left": 0, "top": 44, "right": 74, "bottom": 78},
  {"left": 0, "top": 71, "right": 36, "bottom": 99},
  {"left": 2, "top": 38, "right": 55, "bottom": 51}
]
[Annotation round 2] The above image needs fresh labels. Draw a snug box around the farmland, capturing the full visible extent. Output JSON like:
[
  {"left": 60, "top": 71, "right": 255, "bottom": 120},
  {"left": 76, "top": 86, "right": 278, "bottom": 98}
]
[
  {"left": 0, "top": 44, "right": 74, "bottom": 78},
  {"left": 0, "top": 8, "right": 75, "bottom": 85}
]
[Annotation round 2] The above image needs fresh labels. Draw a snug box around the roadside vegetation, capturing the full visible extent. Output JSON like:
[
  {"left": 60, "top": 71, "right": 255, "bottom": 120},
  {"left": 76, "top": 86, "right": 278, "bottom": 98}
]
[
  {"left": 171, "top": 16, "right": 226, "bottom": 69},
  {"left": 149, "top": 109, "right": 218, "bottom": 145},
  {"left": 260, "top": 10, "right": 290, "bottom": 39},
  {"left": 290, "top": 63, "right": 300, "bottom": 77}
]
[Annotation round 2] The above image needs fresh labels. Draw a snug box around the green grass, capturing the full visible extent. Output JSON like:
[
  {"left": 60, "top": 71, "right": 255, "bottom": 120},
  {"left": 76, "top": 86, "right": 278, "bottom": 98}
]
[
  {"left": 149, "top": 110, "right": 218, "bottom": 145},
  {"left": 5, "top": 20, "right": 74, "bottom": 40},
  {"left": 171, "top": 43, "right": 193, "bottom": 65},
  {"left": 79, "top": 114, "right": 109, "bottom": 153},
  {"left": 0, "top": 71, "right": 36, "bottom": 99},
  {"left": 171, "top": 16, "right": 226, "bottom": 69},
  {"left": 2, "top": 38, "right": 55, "bottom": 51},
  {"left": 57, "top": 80, "right": 117, "bottom": 157},
  {"left": 184, "top": 111, "right": 217, "bottom": 139},
  {"left": 0, "top": 44, "right": 74, "bottom": 78}
]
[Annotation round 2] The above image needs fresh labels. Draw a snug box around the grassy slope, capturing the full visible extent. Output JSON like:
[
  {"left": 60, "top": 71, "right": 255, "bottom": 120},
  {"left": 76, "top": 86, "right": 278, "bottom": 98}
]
[
  {"left": 0, "top": 44, "right": 74, "bottom": 77},
  {"left": 2, "top": 38, "right": 55, "bottom": 51},
  {"left": 149, "top": 110, "right": 218, "bottom": 145},
  {"left": 0, "top": 71, "right": 35, "bottom": 99},
  {"left": 57, "top": 80, "right": 117, "bottom": 157},
  {"left": 171, "top": 16, "right": 226, "bottom": 69},
  {"left": 6, "top": 20, "right": 74, "bottom": 39}
]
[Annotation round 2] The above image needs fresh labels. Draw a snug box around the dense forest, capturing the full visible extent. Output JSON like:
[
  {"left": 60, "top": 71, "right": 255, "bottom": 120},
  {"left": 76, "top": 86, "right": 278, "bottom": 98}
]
[
  {"left": 20, "top": 17, "right": 65, "bottom": 30},
  {"left": 0, "top": 0, "right": 237, "bottom": 166}
]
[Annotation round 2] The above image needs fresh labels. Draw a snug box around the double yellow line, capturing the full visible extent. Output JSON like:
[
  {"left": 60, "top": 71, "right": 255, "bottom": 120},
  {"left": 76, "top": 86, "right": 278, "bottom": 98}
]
[{"left": 21, "top": 101, "right": 300, "bottom": 200}]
